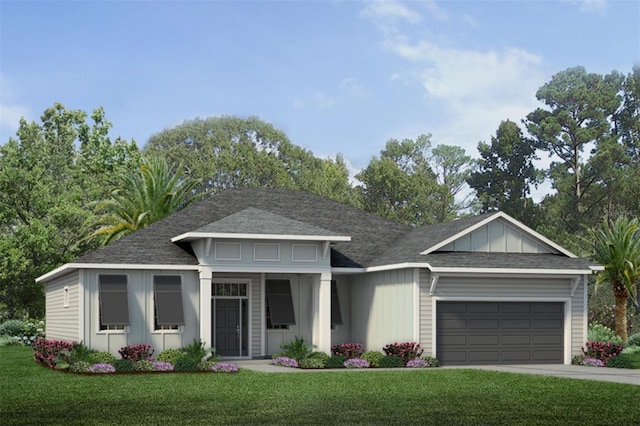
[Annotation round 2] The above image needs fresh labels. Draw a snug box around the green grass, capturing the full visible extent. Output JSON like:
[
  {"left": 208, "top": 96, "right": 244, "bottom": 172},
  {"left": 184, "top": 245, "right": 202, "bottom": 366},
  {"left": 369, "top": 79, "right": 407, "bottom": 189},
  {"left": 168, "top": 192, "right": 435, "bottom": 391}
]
[{"left": 1, "top": 346, "right": 639, "bottom": 425}]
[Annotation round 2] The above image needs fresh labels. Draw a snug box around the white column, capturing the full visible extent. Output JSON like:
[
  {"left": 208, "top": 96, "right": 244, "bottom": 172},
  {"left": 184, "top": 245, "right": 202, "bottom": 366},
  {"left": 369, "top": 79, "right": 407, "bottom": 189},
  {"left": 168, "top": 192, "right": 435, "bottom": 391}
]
[
  {"left": 199, "top": 267, "right": 213, "bottom": 347},
  {"left": 312, "top": 271, "right": 332, "bottom": 353}
]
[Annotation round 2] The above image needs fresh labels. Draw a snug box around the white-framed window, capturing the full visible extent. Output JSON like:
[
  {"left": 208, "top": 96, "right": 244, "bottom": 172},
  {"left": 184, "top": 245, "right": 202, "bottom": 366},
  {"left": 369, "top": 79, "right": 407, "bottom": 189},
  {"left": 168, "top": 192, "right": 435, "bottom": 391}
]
[
  {"left": 98, "top": 275, "right": 129, "bottom": 332},
  {"left": 265, "top": 279, "right": 295, "bottom": 330},
  {"left": 153, "top": 275, "right": 184, "bottom": 332},
  {"left": 63, "top": 286, "right": 69, "bottom": 308}
]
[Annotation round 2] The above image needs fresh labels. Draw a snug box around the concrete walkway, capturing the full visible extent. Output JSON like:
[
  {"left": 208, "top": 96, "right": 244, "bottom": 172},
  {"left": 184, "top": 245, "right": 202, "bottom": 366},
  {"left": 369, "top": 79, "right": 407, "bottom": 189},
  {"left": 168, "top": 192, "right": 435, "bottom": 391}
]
[{"left": 235, "top": 359, "right": 640, "bottom": 385}]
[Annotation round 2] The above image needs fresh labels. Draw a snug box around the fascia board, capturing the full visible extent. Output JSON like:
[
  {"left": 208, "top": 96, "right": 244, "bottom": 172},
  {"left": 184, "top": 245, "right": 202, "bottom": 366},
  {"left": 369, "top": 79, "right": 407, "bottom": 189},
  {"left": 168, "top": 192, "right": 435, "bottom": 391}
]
[{"left": 171, "top": 232, "right": 351, "bottom": 243}]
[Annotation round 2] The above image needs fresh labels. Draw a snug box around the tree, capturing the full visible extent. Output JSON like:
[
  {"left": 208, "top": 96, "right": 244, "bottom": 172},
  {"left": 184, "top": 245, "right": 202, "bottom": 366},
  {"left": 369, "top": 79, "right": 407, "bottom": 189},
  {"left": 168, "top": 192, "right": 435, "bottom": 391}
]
[
  {"left": 143, "top": 116, "right": 356, "bottom": 204},
  {"left": 430, "top": 144, "right": 473, "bottom": 215},
  {"left": 589, "top": 217, "right": 640, "bottom": 343},
  {"left": 89, "top": 157, "right": 201, "bottom": 245},
  {"left": 0, "top": 103, "right": 138, "bottom": 319},
  {"left": 468, "top": 120, "right": 539, "bottom": 226},
  {"left": 356, "top": 136, "right": 452, "bottom": 225},
  {"left": 525, "top": 66, "right": 622, "bottom": 232}
]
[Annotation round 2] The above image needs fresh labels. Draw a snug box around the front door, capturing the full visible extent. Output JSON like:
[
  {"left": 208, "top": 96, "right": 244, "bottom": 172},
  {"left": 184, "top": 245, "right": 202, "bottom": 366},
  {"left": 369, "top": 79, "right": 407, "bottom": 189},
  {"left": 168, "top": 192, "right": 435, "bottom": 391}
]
[{"left": 213, "top": 298, "right": 249, "bottom": 357}]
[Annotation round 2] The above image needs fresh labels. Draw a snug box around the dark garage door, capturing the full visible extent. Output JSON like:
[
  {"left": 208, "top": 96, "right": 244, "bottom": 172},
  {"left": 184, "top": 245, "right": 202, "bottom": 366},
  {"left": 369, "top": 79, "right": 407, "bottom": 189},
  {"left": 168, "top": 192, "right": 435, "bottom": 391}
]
[{"left": 436, "top": 302, "right": 564, "bottom": 365}]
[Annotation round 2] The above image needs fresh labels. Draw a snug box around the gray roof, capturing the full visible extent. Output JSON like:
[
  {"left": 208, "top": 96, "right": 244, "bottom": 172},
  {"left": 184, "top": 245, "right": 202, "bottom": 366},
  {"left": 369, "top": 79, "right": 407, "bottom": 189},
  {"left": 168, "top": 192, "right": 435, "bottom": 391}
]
[
  {"left": 191, "top": 207, "right": 345, "bottom": 237},
  {"left": 74, "top": 188, "right": 597, "bottom": 271}
]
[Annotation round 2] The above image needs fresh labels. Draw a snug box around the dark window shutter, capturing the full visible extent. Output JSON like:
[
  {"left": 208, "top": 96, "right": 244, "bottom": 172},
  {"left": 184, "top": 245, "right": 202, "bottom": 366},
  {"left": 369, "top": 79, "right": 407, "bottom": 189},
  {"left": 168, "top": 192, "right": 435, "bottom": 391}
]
[
  {"left": 99, "top": 275, "right": 129, "bottom": 326},
  {"left": 266, "top": 279, "right": 295, "bottom": 325},
  {"left": 154, "top": 276, "right": 184, "bottom": 326},
  {"left": 331, "top": 280, "right": 343, "bottom": 326}
]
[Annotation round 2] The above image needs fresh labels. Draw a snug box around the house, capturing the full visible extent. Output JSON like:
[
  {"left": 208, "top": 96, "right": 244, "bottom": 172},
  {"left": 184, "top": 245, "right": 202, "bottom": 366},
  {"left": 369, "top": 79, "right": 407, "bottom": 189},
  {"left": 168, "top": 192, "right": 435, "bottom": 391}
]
[{"left": 37, "top": 188, "right": 601, "bottom": 365}]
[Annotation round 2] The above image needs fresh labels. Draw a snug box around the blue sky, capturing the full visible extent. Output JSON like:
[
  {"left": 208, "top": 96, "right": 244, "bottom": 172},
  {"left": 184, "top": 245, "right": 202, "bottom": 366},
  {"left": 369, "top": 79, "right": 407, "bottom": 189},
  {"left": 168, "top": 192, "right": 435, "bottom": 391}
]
[{"left": 1, "top": 0, "right": 638, "bottom": 186}]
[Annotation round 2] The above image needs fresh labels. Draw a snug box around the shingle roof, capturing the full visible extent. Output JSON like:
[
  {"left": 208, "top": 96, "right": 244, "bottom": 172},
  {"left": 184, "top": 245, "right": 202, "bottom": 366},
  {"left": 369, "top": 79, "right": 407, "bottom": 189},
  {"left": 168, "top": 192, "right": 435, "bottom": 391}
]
[{"left": 73, "top": 188, "right": 597, "bottom": 272}]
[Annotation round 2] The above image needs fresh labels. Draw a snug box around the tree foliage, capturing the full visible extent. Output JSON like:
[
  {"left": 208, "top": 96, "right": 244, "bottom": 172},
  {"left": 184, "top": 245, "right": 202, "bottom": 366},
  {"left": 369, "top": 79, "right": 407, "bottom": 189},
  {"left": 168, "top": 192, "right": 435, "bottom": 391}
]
[
  {"left": 0, "top": 103, "right": 138, "bottom": 319},
  {"left": 143, "top": 116, "right": 355, "bottom": 205},
  {"left": 88, "top": 156, "right": 201, "bottom": 245}
]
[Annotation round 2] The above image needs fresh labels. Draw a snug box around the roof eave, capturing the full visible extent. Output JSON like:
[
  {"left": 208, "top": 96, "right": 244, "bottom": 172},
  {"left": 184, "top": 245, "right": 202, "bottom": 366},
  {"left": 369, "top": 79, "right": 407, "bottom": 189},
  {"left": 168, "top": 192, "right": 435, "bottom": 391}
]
[{"left": 171, "top": 232, "right": 351, "bottom": 243}]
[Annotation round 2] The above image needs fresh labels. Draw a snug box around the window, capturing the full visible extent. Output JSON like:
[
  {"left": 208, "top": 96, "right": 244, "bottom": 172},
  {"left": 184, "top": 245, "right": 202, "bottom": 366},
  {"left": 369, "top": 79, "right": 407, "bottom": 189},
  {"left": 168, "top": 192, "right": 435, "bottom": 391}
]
[
  {"left": 331, "top": 280, "right": 342, "bottom": 327},
  {"left": 154, "top": 276, "right": 184, "bottom": 331},
  {"left": 265, "top": 279, "right": 295, "bottom": 330},
  {"left": 99, "top": 275, "right": 129, "bottom": 331}
]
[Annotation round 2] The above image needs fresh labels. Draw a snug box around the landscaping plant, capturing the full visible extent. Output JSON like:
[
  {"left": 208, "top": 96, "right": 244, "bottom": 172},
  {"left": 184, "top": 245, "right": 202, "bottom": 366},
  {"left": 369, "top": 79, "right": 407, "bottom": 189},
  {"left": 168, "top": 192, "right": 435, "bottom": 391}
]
[
  {"left": 382, "top": 342, "right": 423, "bottom": 364},
  {"left": 272, "top": 356, "right": 299, "bottom": 368},
  {"left": 582, "top": 341, "right": 623, "bottom": 365},
  {"left": 362, "top": 351, "right": 385, "bottom": 367},
  {"left": 331, "top": 342, "right": 364, "bottom": 359},
  {"left": 588, "top": 322, "right": 623, "bottom": 345},
  {"left": 325, "top": 355, "right": 348, "bottom": 368},
  {"left": 343, "top": 358, "right": 369, "bottom": 368},
  {"left": 379, "top": 355, "right": 404, "bottom": 368},
  {"left": 118, "top": 343, "right": 154, "bottom": 362}
]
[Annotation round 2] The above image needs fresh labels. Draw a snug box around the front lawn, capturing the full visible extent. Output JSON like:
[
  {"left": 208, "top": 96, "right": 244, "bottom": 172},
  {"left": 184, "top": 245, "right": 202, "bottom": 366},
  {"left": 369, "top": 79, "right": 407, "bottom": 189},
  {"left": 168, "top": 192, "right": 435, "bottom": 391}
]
[{"left": 1, "top": 346, "right": 639, "bottom": 425}]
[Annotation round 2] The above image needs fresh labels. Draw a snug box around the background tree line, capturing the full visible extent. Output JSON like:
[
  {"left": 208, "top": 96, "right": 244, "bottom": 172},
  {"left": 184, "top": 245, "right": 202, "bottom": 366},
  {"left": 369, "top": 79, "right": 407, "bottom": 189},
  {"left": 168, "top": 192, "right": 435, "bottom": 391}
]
[{"left": 1, "top": 65, "right": 638, "bottom": 333}]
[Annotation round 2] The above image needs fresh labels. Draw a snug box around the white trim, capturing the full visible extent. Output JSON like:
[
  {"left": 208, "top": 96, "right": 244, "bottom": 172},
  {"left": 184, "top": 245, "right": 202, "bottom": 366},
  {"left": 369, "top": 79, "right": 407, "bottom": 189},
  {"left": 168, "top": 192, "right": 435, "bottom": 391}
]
[
  {"left": 37, "top": 263, "right": 200, "bottom": 282},
  {"left": 292, "top": 243, "right": 318, "bottom": 263},
  {"left": 149, "top": 273, "right": 185, "bottom": 335},
  {"left": 420, "top": 212, "right": 578, "bottom": 258},
  {"left": 78, "top": 270, "right": 85, "bottom": 343},
  {"left": 214, "top": 242, "right": 242, "bottom": 261},
  {"left": 429, "top": 275, "right": 439, "bottom": 296},
  {"left": 171, "top": 232, "right": 351, "bottom": 243},
  {"left": 203, "top": 265, "right": 331, "bottom": 274},
  {"left": 96, "top": 273, "right": 130, "bottom": 334},
  {"left": 432, "top": 297, "right": 573, "bottom": 365},
  {"left": 205, "top": 238, "right": 212, "bottom": 257},
  {"left": 260, "top": 273, "right": 266, "bottom": 357},
  {"left": 253, "top": 243, "right": 280, "bottom": 262},
  {"left": 211, "top": 278, "right": 252, "bottom": 359},
  {"left": 413, "top": 268, "right": 420, "bottom": 343},
  {"left": 322, "top": 241, "right": 330, "bottom": 259},
  {"left": 332, "top": 263, "right": 596, "bottom": 276},
  {"left": 570, "top": 277, "right": 581, "bottom": 297}
]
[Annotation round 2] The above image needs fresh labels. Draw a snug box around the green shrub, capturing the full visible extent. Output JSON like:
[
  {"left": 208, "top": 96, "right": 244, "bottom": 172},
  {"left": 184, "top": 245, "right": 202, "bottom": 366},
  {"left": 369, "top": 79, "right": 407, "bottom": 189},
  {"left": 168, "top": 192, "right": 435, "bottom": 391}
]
[
  {"left": 0, "top": 319, "right": 24, "bottom": 336},
  {"left": 133, "top": 360, "right": 154, "bottom": 371},
  {"left": 362, "top": 351, "right": 385, "bottom": 367},
  {"left": 588, "top": 322, "right": 622, "bottom": 345},
  {"left": 382, "top": 342, "right": 423, "bottom": 364},
  {"left": 379, "top": 355, "right": 404, "bottom": 368},
  {"left": 421, "top": 356, "right": 439, "bottom": 367},
  {"left": 299, "top": 358, "right": 326, "bottom": 369},
  {"left": 113, "top": 359, "right": 134, "bottom": 372},
  {"left": 181, "top": 339, "right": 211, "bottom": 362},
  {"left": 571, "top": 354, "right": 586, "bottom": 365},
  {"left": 157, "top": 348, "right": 186, "bottom": 365},
  {"left": 606, "top": 354, "right": 633, "bottom": 369},
  {"left": 198, "top": 359, "right": 217, "bottom": 371},
  {"left": 67, "top": 343, "right": 97, "bottom": 364},
  {"left": 627, "top": 333, "right": 640, "bottom": 347},
  {"left": 175, "top": 357, "right": 198, "bottom": 372},
  {"left": 622, "top": 345, "right": 640, "bottom": 355},
  {"left": 88, "top": 351, "right": 116, "bottom": 365},
  {"left": 278, "top": 336, "right": 317, "bottom": 362},
  {"left": 69, "top": 361, "right": 91, "bottom": 373},
  {"left": 325, "top": 355, "right": 348, "bottom": 368}
]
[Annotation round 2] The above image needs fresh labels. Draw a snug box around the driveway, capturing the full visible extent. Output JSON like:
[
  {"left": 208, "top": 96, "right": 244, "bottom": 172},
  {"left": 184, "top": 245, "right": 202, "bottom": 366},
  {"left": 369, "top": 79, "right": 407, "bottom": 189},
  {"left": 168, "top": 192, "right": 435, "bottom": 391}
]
[{"left": 236, "top": 360, "right": 640, "bottom": 385}]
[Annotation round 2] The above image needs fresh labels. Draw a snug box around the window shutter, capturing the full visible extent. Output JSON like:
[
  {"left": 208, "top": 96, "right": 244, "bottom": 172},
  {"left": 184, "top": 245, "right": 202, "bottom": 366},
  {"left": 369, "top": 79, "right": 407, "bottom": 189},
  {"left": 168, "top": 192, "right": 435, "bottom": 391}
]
[
  {"left": 99, "top": 275, "right": 129, "bottom": 326},
  {"left": 154, "top": 276, "right": 185, "bottom": 326},
  {"left": 266, "top": 279, "right": 295, "bottom": 325}
]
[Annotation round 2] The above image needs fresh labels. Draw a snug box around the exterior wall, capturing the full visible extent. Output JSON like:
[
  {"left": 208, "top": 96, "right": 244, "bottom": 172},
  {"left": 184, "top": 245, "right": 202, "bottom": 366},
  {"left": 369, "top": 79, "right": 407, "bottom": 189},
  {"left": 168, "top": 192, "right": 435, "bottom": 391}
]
[
  {"left": 440, "top": 219, "right": 557, "bottom": 254},
  {"left": 82, "top": 269, "right": 200, "bottom": 355},
  {"left": 331, "top": 277, "right": 351, "bottom": 345},
  {"left": 45, "top": 270, "right": 81, "bottom": 342},
  {"left": 349, "top": 269, "right": 417, "bottom": 352},
  {"left": 419, "top": 273, "right": 587, "bottom": 363}
]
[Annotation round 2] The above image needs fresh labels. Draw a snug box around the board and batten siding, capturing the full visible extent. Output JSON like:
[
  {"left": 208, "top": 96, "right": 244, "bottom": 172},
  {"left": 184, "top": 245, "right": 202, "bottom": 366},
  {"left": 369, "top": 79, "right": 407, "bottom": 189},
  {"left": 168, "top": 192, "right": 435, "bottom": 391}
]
[
  {"left": 440, "top": 219, "right": 557, "bottom": 254},
  {"left": 45, "top": 270, "right": 81, "bottom": 342},
  {"left": 82, "top": 269, "right": 199, "bottom": 355},
  {"left": 419, "top": 274, "right": 587, "bottom": 361},
  {"left": 349, "top": 269, "right": 417, "bottom": 351}
]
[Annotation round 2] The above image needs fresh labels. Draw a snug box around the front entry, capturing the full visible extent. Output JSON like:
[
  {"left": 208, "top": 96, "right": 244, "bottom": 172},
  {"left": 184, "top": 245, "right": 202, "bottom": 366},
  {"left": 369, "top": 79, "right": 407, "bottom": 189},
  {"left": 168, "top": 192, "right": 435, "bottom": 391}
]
[{"left": 213, "top": 298, "right": 249, "bottom": 357}]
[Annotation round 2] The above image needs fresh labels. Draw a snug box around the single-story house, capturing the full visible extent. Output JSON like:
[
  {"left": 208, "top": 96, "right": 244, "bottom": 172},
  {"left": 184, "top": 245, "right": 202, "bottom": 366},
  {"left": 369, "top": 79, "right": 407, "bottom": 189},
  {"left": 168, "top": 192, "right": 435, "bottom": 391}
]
[{"left": 37, "top": 188, "right": 601, "bottom": 365}]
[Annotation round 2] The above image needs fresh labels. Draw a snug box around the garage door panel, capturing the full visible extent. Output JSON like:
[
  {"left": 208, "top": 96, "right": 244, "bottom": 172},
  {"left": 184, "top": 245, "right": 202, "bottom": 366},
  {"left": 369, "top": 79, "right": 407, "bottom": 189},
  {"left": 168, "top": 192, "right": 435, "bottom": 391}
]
[
  {"left": 501, "top": 319, "right": 531, "bottom": 329},
  {"left": 437, "top": 302, "right": 564, "bottom": 366}
]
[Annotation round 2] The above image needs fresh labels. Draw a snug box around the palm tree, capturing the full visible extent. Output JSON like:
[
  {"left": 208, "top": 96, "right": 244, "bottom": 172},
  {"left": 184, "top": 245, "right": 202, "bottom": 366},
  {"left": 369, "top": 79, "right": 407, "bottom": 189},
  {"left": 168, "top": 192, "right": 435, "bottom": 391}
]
[
  {"left": 89, "top": 156, "right": 201, "bottom": 245},
  {"left": 590, "top": 216, "right": 640, "bottom": 343}
]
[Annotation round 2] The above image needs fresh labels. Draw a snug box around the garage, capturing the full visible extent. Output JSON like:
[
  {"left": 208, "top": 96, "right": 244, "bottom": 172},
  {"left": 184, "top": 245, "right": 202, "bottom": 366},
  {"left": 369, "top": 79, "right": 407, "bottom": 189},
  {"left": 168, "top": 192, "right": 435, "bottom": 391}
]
[{"left": 436, "top": 301, "right": 564, "bottom": 365}]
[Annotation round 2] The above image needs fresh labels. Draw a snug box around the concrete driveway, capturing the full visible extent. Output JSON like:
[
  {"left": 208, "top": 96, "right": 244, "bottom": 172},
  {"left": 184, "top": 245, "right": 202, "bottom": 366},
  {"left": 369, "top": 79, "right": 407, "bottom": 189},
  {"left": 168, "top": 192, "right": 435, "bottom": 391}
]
[{"left": 236, "top": 360, "right": 640, "bottom": 385}]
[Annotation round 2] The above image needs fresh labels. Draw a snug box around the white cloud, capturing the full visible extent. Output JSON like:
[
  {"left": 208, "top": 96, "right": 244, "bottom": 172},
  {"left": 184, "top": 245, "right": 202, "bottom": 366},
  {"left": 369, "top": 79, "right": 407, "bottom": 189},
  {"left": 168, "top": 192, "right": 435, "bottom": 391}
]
[
  {"left": 361, "top": 0, "right": 422, "bottom": 24},
  {"left": 577, "top": 0, "right": 607, "bottom": 12},
  {"left": 421, "top": 0, "right": 449, "bottom": 21}
]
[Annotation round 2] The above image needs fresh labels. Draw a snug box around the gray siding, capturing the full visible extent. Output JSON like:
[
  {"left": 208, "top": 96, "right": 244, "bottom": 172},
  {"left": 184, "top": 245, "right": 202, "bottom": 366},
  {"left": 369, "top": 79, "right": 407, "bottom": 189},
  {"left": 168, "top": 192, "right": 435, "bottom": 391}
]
[
  {"left": 350, "top": 269, "right": 416, "bottom": 352},
  {"left": 82, "top": 269, "right": 199, "bottom": 355},
  {"left": 440, "top": 219, "right": 557, "bottom": 254},
  {"left": 45, "top": 271, "right": 80, "bottom": 342},
  {"left": 330, "top": 277, "right": 351, "bottom": 345},
  {"left": 419, "top": 273, "right": 587, "bottom": 360}
]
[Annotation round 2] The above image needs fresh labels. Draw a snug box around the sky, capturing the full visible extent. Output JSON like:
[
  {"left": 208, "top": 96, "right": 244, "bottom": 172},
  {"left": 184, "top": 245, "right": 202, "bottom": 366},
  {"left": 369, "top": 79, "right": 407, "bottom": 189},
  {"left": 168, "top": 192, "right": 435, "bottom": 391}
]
[{"left": 1, "top": 0, "right": 639, "bottom": 195}]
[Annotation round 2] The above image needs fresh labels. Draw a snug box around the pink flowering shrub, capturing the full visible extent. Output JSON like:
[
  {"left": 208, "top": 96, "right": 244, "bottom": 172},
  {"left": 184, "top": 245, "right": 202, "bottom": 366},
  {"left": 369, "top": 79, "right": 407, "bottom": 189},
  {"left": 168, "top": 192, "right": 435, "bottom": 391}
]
[
  {"left": 89, "top": 363, "right": 116, "bottom": 373},
  {"left": 211, "top": 362, "right": 239, "bottom": 373},
  {"left": 582, "top": 341, "right": 623, "bottom": 366},
  {"left": 331, "top": 343, "right": 365, "bottom": 359},
  {"left": 32, "top": 338, "right": 76, "bottom": 368},
  {"left": 118, "top": 344, "right": 154, "bottom": 362},
  {"left": 343, "top": 358, "right": 369, "bottom": 368},
  {"left": 382, "top": 342, "right": 423, "bottom": 364},
  {"left": 582, "top": 357, "right": 605, "bottom": 367},
  {"left": 272, "top": 357, "right": 298, "bottom": 368}
]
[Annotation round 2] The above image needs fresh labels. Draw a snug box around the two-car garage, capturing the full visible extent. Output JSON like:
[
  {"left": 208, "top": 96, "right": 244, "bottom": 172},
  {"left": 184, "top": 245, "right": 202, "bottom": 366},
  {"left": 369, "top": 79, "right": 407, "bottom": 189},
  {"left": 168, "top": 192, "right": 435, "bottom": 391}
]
[{"left": 436, "top": 301, "right": 565, "bottom": 366}]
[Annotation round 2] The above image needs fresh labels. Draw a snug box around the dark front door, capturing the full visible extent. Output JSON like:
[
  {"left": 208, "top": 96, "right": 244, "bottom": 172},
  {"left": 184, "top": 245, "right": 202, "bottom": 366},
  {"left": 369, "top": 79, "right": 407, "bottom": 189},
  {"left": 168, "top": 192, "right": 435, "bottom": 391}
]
[
  {"left": 215, "top": 299, "right": 240, "bottom": 356},
  {"left": 436, "top": 302, "right": 564, "bottom": 366}
]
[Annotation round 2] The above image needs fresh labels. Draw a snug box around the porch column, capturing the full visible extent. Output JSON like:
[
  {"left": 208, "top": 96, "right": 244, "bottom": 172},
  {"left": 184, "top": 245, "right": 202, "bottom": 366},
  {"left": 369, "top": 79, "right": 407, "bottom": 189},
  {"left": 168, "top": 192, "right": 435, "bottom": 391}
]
[
  {"left": 199, "top": 266, "right": 213, "bottom": 347},
  {"left": 311, "top": 271, "right": 332, "bottom": 353}
]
